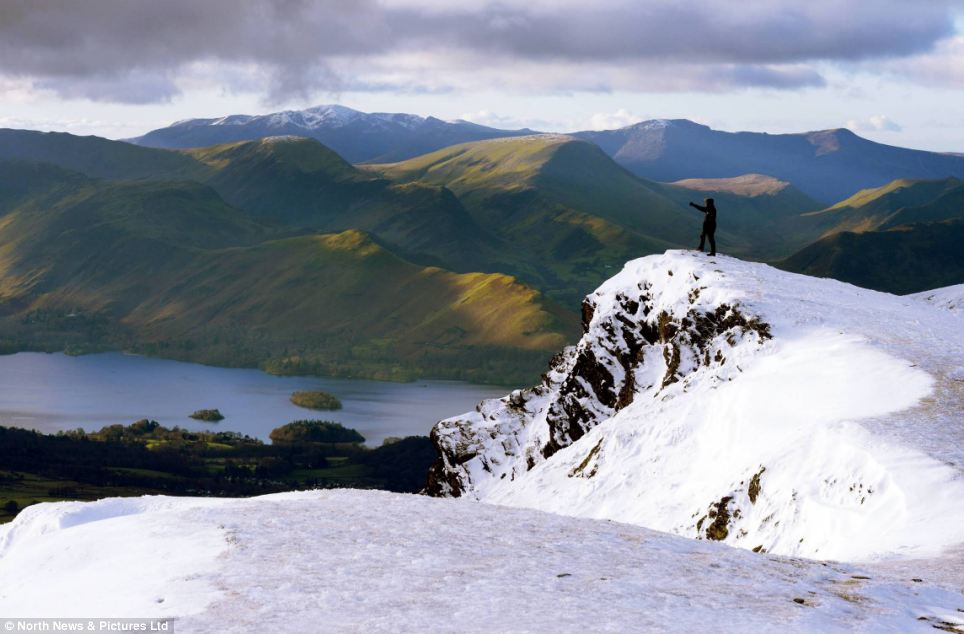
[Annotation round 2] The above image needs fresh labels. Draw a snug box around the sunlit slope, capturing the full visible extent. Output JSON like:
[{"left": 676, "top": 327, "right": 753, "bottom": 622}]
[
  {"left": 805, "top": 177, "right": 964, "bottom": 237},
  {"left": 373, "top": 135, "right": 697, "bottom": 302},
  {"left": 374, "top": 135, "right": 692, "bottom": 237},
  {"left": 0, "top": 131, "right": 495, "bottom": 274},
  {"left": 185, "top": 136, "right": 496, "bottom": 272},
  {"left": 130, "top": 229, "right": 572, "bottom": 352},
  {"left": 0, "top": 175, "right": 574, "bottom": 381}
]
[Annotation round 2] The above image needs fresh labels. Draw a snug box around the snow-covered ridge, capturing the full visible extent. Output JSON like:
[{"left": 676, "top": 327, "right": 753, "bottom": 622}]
[
  {"left": 174, "top": 105, "right": 437, "bottom": 132},
  {"left": 910, "top": 283, "right": 964, "bottom": 314},
  {"left": 428, "top": 251, "right": 964, "bottom": 562},
  {"left": 2, "top": 490, "right": 962, "bottom": 631}
]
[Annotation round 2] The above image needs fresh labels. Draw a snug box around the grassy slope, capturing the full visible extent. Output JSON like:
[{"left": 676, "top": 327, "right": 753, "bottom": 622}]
[
  {"left": 0, "top": 175, "right": 575, "bottom": 382},
  {"left": 804, "top": 177, "right": 964, "bottom": 237},
  {"left": 372, "top": 135, "right": 697, "bottom": 303},
  {"left": 0, "top": 132, "right": 496, "bottom": 275},
  {"left": 778, "top": 219, "right": 964, "bottom": 294},
  {"left": 186, "top": 137, "right": 496, "bottom": 272},
  {"left": 0, "top": 129, "right": 206, "bottom": 181},
  {"left": 126, "top": 230, "right": 575, "bottom": 375}
]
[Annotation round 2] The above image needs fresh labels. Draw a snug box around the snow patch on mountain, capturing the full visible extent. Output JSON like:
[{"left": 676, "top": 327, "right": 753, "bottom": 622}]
[
  {"left": 428, "top": 251, "right": 964, "bottom": 562},
  {"left": 2, "top": 490, "right": 962, "bottom": 631}
]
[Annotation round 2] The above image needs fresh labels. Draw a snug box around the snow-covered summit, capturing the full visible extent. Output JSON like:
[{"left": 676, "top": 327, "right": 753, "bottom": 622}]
[
  {"left": 428, "top": 251, "right": 964, "bottom": 562},
  {"left": 2, "top": 490, "right": 962, "bottom": 631},
  {"left": 133, "top": 105, "right": 534, "bottom": 161}
]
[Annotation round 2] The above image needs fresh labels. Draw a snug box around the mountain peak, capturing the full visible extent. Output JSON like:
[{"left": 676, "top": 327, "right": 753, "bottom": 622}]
[
  {"left": 428, "top": 250, "right": 963, "bottom": 561},
  {"left": 622, "top": 118, "right": 707, "bottom": 132},
  {"left": 132, "top": 105, "right": 534, "bottom": 161}
]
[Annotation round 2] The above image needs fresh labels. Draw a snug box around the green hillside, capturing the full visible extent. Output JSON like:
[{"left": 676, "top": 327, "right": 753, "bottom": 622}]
[
  {"left": 371, "top": 135, "right": 697, "bottom": 302},
  {"left": 185, "top": 137, "right": 495, "bottom": 272},
  {"left": 0, "top": 174, "right": 574, "bottom": 383},
  {"left": 804, "top": 177, "right": 964, "bottom": 237},
  {"left": 779, "top": 219, "right": 964, "bottom": 294},
  {"left": 0, "top": 132, "right": 494, "bottom": 275},
  {"left": 0, "top": 129, "right": 205, "bottom": 181}
]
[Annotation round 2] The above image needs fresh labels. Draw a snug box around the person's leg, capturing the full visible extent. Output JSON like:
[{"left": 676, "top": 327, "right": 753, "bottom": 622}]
[
  {"left": 708, "top": 229, "right": 716, "bottom": 255},
  {"left": 698, "top": 228, "right": 706, "bottom": 251}
]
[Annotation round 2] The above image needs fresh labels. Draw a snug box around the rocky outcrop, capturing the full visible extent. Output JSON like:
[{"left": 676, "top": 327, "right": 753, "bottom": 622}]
[{"left": 426, "top": 262, "right": 772, "bottom": 498}]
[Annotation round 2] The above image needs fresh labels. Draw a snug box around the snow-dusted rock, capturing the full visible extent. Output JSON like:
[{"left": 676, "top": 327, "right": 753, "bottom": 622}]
[{"left": 428, "top": 251, "right": 964, "bottom": 562}]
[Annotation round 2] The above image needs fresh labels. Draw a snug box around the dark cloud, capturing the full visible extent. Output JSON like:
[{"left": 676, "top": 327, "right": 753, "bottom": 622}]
[{"left": 0, "top": 0, "right": 956, "bottom": 102}]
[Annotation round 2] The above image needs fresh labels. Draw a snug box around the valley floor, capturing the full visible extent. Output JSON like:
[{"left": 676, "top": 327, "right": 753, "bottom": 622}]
[{"left": 1, "top": 490, "right": 962, "bottom": 633}]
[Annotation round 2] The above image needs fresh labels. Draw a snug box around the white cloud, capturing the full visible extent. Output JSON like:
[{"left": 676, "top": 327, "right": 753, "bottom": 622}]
[
  {"left": 457, "top": 109, "right": 561, "bottom": 131},
  {"left": 870, "top": 34, "right": 964, "bottom": 88},
  {"left": 845, "top": 114, "right": 902, "bottom": 132},
  {"left": 587, "top": 109, "right": 643, "bottom": 130}
]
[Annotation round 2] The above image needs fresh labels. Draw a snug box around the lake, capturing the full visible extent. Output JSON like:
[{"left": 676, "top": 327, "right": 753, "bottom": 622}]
[{"left": 0, "top": 352, "right": 508, "bottom": 446}]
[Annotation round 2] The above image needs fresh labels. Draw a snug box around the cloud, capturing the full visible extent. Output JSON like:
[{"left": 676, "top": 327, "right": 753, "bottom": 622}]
[
  {"left": 845, "top": 115, "right": 903, "bottom": 132},
  {"left": 457, "top": 110, "right": 555, "bottom": 130},
  {"left": 864, "top": 34, "right": 964, "bottom": 88},
  {"left": 587, "top": 109, "right": 643, "bottom": 130},
  {"left": 0, "top": 0, "right": 957, "bottom": 103}
]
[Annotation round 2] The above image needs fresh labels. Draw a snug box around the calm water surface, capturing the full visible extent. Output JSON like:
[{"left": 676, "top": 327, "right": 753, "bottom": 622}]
[{"left": 0, "top": 352, "right": 507, "bottom": 446}]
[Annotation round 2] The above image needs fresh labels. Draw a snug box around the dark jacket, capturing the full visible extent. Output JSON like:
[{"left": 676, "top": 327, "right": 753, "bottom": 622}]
[{"left": 689, "top": 201, "right": 717, "bottom": 226}]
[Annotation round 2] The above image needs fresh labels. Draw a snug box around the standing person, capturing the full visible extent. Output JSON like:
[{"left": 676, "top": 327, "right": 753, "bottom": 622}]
[{"left": 689, "top": 198, "right": 717, "bottom": 256}]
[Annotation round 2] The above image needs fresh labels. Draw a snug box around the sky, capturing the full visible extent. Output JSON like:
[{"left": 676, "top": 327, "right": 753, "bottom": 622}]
[{"left": 1, "top": 0, "right": 962, "bottom": 151}]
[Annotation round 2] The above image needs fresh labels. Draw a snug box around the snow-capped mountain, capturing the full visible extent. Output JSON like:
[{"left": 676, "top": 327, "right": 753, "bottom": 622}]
[
  {"left": 2, "top": 490, "right": 961, "bottom": 631},
  {"left": 427, "top": 251, "right": 964, "bottom": 563},
  {"left": 131, "top": 105, "right": 535, "bottom": 163}
]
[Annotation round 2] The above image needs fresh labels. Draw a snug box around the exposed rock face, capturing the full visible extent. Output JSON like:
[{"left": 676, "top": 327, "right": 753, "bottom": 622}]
[{"left": 426, "top": 260, "right": 771, "bottom": 498}]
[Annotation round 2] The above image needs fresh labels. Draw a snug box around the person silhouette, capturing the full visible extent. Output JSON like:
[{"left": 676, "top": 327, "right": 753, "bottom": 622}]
[{"left": 689, "top": 198, "right": 717, "bottom": 256}]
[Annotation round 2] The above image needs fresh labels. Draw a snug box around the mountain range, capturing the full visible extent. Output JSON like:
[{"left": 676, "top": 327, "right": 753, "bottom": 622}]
[
  {"left": 573, "top": 119, "right": 964, "bottom": 203},
  {"left": 2, "top": 116, "right": 963, "bottom": 381},
  {"left": 132, "top": 105, "right": 964, "bottom": 203},
  {"left": 131, "top": 104, "right": 536, "bottom": 163}
]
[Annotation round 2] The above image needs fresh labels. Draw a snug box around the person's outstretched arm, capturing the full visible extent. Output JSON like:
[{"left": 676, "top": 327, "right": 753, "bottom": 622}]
[{"left": 689, "top": 201, "right": 708, "bottom": 212}]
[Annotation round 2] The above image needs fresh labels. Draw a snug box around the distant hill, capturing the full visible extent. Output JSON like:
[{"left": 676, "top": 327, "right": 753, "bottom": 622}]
[
  {"left": 779, "top": 219, "right": 964, "bottom": 294},
  {"left": 573, "top": 120, "right": 964, "bottom": 203},
  {"left": 0, "top": 132, "right": 496, "bottom": 274},
  {"left": 130, "top": 105, "right": 536, "bottom": 163},
  {"left": 0, "top": 128, "right": 203, "bottom": 181},
  {"left": 372, "top": 135, "right": 698, "bottom": 303},
  {"left": 803, "top": 177, "right": 964, "bottom": 237},
  {"left": 184, "top": 136, "right": 495, "bottom": 272}
]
